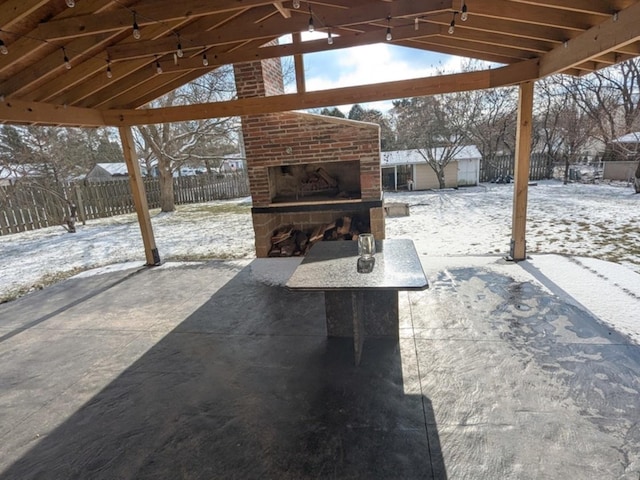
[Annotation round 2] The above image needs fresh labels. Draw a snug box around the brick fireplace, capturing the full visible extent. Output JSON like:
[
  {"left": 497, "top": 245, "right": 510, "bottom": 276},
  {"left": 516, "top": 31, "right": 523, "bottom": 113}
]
[{"left": 235, "top": 56, "right": 385, "bottom": 257}]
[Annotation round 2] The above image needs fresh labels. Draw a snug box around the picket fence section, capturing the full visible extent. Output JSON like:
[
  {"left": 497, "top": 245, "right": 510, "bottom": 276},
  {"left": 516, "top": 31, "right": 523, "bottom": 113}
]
[
  {"left": 0, "top": 172, "right": 250, "bottom": 236},
  {"left": 479, "top": 153, "right": 553, "bottom": 183}
]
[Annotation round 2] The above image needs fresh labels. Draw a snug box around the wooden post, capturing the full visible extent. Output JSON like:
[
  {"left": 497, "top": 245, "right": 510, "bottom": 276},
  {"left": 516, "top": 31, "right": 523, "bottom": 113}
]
[
  {"left": 73, "top": 183, "right": 86, "bottom": 225},
  {"left": 510, "top": 81, "right": 534, "bottom": 261},
  {"left": 394, "top": 165, "right": 398, "bottom": 191},
  {"left": 118, "top": 126, "right": 161, "bottom": 266},
  {"left": 292, "top": 32, "right": 306, "bottom": 94}
]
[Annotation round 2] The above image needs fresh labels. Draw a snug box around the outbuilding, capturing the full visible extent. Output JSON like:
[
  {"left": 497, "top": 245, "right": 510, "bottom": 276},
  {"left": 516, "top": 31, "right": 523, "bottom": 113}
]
[{"left": 381, "top": 146, "right": 481, "bottom": 191}]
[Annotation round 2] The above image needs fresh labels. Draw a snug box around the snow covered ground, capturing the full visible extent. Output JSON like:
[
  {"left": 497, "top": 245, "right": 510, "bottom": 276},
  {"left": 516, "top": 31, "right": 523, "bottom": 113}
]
[{"left": 1, "top": 180, "right": 638, "bottom": 339}]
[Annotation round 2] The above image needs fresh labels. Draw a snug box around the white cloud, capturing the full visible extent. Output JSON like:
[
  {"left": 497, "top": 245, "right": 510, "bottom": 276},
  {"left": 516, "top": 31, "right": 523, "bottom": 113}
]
[
  {"left": 298, "top": 44, "right": 484, "bottom": 113},
  {"left": 304, "top": 44, "right": 441, "bottom": 92}
]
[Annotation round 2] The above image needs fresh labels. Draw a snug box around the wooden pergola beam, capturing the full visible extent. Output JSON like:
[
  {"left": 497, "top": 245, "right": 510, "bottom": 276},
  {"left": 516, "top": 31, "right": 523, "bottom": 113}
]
[
  {"left": 35, "top": 0, "right": 277, "bottom": 40},
  {"left": 0, "top": 98, "right": 106, "bottom": 127},
  {"left": 106, "top": 0, "right": 453, "bottom": 61},
  {"left": 0, "top": 59, "right": 539, "bottom": 127},
  {"left": 102, "top": 60, "right": 539, "bottom": 126},
  {"left": 539, "top": 1, "right": 640, "bottom": 76}
]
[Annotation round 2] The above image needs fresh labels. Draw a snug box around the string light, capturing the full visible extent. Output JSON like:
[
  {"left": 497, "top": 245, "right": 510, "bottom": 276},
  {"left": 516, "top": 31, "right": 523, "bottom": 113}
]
[
  {"left": 0, "top": 39, "right": 8, "bottom": 55},
  {"left": 155, "top": 56, "right": 162, "bottom": 74},
  {"left": 176, "top": 37, "right": 183, "bottom": 58},
  {"left": 202, "top": 51, "right": 208, "bottom": 66},
  {"left": 461, "top": 2, "right": 468, "bottom": 21},
  {"left": 62, "top": 47, "right": 71, "bottom": 69},
  {"left": 65, "top": 0, "right": 75, "bottom": 7},
  {"left": 386, "top": 16, "right": 392, "bottom": 41},
  {"left": 308, "top": 9, "right": 314, "bottom": 32},
  {"left": 327, "top": 29, "right": 333, "bottom": 45},
  {"left": 292, "top": 0, "right": 300, "bottom": 8},
  {"left": 132, "top": 12, "right": 141, "bottom": 39},
  {"left": 448, "top": 12, "right": 456, "bottom": 34},
  {"left": 106, "top": 58, "right": 112, "bottom": 78}
]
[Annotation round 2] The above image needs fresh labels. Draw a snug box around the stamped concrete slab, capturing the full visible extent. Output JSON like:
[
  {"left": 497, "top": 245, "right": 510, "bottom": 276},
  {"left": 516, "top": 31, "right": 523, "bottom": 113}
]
[{"left": 0, "top": 257, "right": 638, "bottom": 479}]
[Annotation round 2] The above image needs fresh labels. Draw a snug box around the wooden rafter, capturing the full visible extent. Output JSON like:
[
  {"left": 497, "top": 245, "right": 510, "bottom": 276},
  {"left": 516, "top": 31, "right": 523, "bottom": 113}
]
[{"left": 0, "top": 0, "right": 638, "bottom": 124}]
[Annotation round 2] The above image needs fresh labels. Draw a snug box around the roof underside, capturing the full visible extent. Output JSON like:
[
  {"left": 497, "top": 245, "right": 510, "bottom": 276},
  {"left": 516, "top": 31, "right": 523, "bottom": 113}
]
[{"left": 1, "top": 0, "right": 640, "bottom": 127}]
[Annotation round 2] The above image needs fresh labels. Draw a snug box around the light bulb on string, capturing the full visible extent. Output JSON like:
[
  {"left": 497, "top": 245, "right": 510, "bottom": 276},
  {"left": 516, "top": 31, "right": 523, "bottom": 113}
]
[
  {"left": 386, "top": 16, "right": 392, "bottom": 41},
  {"left": 202, "top": 51, "right": 209, "bottom": 66},
  {"left": 132, "top": 13, "right": 141, "bottom": 39},
  {"left": 65, "top": 0, "right": 75, "bottom": 7},
  {"left": 327, "top": 29, "right": 333, "bottom": 45},
  {"left": 292, "top": 0, "right": 300, "bottom": 8},
  {"left": 62, "top": 48, "right": 71, "bottom": 69},
  {"left": 461, "top": 3, "right": 468, "bottom": 21},
  {"left": 0, "top": 40, "right": 8, "bottom": 55},
  {"left": 448, "top": 12, "right": 456, "bottom": 34},
  {"left": 106, "top": 59, "right": 112, "bottom": 78},
  {"left": 155, "top": 56, "right": 162, "bottom": 74},
  {"left": 308, "top": 16, "right": 314, "bottom": 32},
  {"left": 176, "top": 41, "right": 183, "bottom": 58}
]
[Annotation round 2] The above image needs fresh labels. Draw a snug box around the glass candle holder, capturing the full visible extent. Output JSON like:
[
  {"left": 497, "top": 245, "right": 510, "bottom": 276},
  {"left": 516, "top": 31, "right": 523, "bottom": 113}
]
[{"left": 358, "top": 233, "right": 375, "bottom": 259}]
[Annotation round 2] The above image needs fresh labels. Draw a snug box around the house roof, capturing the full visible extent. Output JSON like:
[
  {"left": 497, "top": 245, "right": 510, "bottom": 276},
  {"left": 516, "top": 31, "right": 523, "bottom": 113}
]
[
  {"left": 1, "top": 1, "right": 640, "bottom": 128},
  {"left": 0, "top": 164, "right": 42, "bottom": 180},
  {"left": 381, "top": 146, "right": 481, "bottom": 167},
  {"left": 94, "top": 163, "right": 130, "bottom": 176},
  {"left": 612, "top": 132, "right": 640, "bottom": 143}
]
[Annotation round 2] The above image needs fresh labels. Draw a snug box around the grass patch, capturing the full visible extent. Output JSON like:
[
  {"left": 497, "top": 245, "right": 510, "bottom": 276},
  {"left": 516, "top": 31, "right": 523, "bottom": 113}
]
[
  {"left": 0, "top": 267, "right": 86, "bottom": 304},
  {"left": 167, "top": 252, "right": 250, "bottom": 262},
  {"left": 181, "top": 203, "right": 251, "bottom": 215}
]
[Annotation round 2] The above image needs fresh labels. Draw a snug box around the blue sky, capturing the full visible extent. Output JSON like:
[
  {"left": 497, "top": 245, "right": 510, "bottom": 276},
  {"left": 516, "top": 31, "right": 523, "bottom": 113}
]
[{"left": 281, "top": 32, "right": 467, "bottom": 113}]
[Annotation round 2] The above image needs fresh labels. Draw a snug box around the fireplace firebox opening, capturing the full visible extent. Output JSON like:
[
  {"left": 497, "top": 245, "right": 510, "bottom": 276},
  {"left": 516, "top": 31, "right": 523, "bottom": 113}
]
[{"left": 269, "top": 160, "right": 361, "bottom": 204}]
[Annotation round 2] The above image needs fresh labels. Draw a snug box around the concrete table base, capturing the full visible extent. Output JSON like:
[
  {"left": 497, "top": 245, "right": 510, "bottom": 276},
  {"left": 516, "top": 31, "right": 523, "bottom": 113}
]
[
  {"left": 324, "top": 290, "right": 399, "bottom": 337},
  {"left": 325, "top": 290, "right": 399, "bottom": 365}
]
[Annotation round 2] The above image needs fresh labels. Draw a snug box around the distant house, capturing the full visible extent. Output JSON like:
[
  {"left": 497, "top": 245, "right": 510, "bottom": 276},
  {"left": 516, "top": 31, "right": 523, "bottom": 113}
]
[
  {"left": 220, "top": 154, "right": 245, "bottom": 172},
  {"left": 85, "top": 163, "right": 147, "bottom": 182},
  {"left": 607, "top": 132, "right": 640, "bottom": 159},
  {"left": 381, "top": 146, "right": 481, "bottom": 190},
  {"left": 602, "top": 133, "right": 640, "bottom": 181},
  {"left": 0, "top": 164, "right": 42, "bottom": 186}
]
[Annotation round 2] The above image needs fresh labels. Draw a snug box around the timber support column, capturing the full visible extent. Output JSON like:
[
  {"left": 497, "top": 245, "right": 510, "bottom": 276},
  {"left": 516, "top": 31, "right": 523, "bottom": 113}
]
[
  {"left": 119, "top": 126, "right": 161, "bottom": 266},
  {"left": 510, "top": 81, "right": 534, "bottom": 261}
]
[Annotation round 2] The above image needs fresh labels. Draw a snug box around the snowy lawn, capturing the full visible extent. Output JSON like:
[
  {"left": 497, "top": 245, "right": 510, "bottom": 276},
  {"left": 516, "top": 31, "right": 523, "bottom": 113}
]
[{"left": 0, "top": 180, "right": 638, "bottom": 302}]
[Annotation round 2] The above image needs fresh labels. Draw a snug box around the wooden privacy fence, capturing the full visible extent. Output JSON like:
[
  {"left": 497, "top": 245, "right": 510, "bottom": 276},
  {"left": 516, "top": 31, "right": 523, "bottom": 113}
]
[
  {"left": 479, "top": 153, "right": 553, "bottom": 183},
  {"left": 0, "top": 172, "right": 249, "bottom": 236}
]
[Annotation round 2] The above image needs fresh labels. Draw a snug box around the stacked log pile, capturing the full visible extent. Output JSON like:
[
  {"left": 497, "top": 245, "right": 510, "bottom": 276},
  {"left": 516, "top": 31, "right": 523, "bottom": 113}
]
[
  {"left": 268, "top": 215, "right": 370, "bottom": 257},
  {"left": 299, "top": 167, "right": 339, "bottom": 196}
]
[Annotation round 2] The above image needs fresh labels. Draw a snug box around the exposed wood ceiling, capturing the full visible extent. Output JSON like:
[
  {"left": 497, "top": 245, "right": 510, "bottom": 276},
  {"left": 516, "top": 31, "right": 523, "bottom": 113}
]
[{"left": 1, "top": 0, "right": 640, "bottom": 127}]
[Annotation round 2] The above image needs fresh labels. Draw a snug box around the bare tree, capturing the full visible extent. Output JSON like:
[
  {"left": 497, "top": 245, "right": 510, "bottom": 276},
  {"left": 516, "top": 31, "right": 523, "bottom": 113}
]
[
  {"left": 392, "top": 93, "right": 476, "bottom": 188},
  {"left": 564, "top": 58, "right": 640, "bottom": 192},
  {"left": 467, "top": 86, "right": 518, "bottom": 177},
  {"left": 534, "top": 76, "right": 596, "bottom": 182},
  {"left": 135, "top": 68, "right": 239, "bottom": 212}
]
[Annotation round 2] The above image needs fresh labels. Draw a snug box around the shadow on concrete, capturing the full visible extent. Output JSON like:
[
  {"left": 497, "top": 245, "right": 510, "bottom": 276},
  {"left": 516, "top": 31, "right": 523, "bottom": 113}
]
[{"left": 0, "top": 264, "right": 445, "bottom": 479}]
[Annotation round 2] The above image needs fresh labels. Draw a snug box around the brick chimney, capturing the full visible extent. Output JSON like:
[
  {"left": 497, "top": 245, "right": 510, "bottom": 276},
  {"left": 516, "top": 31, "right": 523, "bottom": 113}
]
[{"left": 234, "top": 54, "right": 384, "bottom": 257}]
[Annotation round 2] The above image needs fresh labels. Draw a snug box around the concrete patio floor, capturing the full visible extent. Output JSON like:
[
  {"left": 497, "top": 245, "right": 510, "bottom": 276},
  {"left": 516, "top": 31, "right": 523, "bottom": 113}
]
[{"left": 0, "top": 255, "right": 638, "bottom": 479}]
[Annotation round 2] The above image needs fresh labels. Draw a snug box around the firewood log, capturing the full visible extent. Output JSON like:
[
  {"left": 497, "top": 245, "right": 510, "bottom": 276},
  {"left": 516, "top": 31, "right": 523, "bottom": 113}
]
[{"left": 315, "top": 167, "right": 338, "bottom": 187}]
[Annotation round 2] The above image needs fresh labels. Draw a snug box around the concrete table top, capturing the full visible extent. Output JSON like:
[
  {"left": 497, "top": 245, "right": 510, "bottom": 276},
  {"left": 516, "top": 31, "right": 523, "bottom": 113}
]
[{"left": 286, "top": 238, "right": 429, "bottom": 291}]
